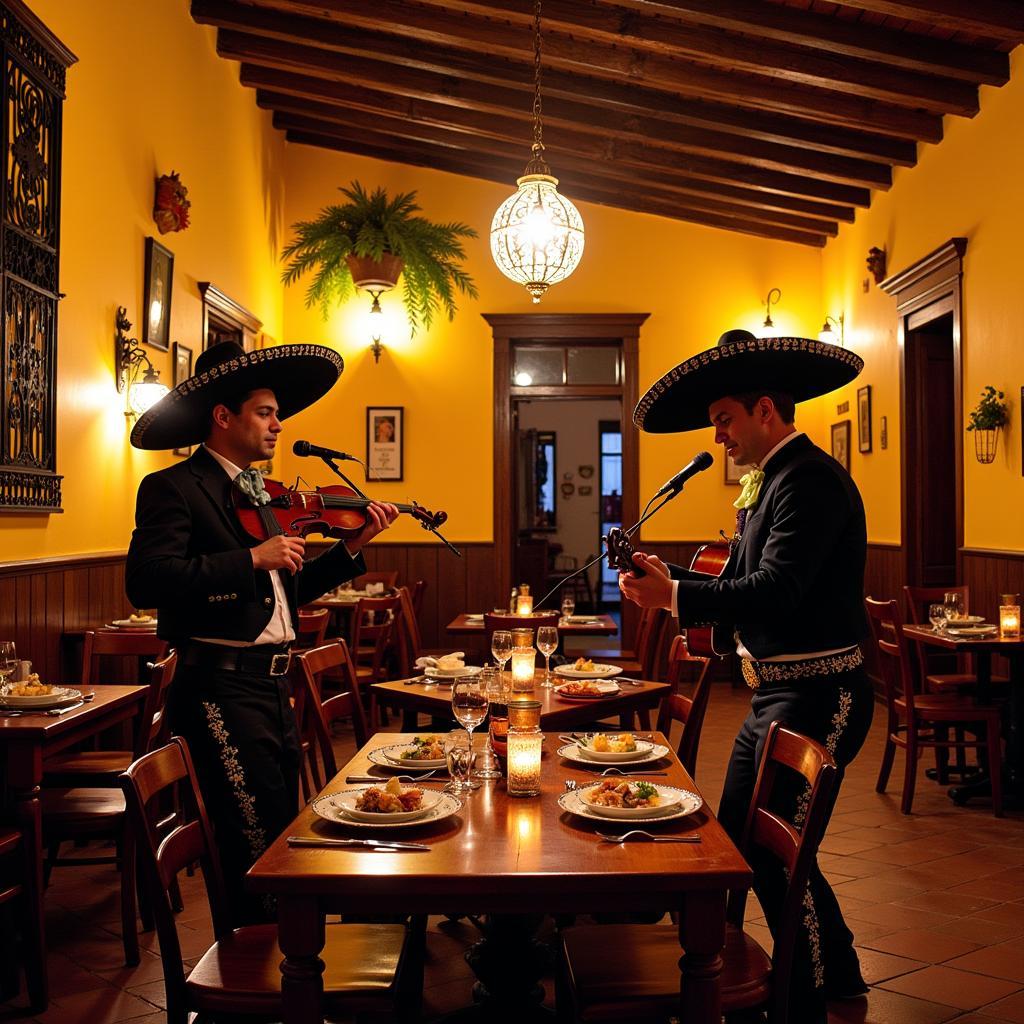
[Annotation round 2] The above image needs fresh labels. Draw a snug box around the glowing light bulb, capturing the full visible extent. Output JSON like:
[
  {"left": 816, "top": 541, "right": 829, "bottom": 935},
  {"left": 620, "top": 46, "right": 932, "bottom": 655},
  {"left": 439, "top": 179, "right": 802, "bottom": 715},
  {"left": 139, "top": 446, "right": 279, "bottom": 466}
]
[{"left": 514, "top": 371, "right": 533, "bottom": 386}]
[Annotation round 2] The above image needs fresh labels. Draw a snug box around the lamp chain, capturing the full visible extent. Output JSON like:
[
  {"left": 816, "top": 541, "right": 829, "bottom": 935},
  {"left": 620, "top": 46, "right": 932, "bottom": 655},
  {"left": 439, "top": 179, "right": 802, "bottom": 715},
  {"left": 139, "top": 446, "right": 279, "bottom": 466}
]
[{"left": 532, "top": 0, "right": 543, "bottom": 151}]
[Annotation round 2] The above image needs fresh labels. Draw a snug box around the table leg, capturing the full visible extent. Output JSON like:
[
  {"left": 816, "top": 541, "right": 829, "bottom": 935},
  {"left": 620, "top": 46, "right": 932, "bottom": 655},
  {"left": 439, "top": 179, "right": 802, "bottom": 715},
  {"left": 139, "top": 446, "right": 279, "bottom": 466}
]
[
  {"left": 1006, "top": 653, "right": 1023, "bottom": 794},
  {"left": 679, "top": 890, "right": 725, "bottom": 1024},
  {"left": 278, "top": 896, "right": 325, "bottom": 1024}
]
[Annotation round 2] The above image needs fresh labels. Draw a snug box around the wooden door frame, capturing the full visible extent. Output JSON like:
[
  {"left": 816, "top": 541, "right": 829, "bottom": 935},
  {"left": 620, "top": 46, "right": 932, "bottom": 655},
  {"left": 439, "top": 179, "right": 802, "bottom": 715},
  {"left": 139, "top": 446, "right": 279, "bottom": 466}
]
[
  {"left": 483, "top": 313, "right": 649, "bottom": 642},
  {"left": 880, "top": 237, "right": 966, "bottom": 587}
]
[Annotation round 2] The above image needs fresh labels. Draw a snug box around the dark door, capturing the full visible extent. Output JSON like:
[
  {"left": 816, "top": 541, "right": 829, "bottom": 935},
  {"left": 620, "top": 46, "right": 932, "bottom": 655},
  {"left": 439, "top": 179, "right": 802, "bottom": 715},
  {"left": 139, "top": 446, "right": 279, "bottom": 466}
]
[{"left": 904, "top": 311, "right": 956, "bottom": 587}]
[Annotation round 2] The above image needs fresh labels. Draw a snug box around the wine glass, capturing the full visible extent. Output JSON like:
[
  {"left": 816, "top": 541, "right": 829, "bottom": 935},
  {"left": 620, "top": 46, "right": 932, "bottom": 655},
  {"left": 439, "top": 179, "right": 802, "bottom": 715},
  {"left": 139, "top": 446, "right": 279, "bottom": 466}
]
[
  {"left": 928, "top": 603, "right": 947, "bottom": 633},
  {"left": 451, "top": 676, "right": 488, "bottom": 791},
  {"left": 0, "top": 642, "right": 17, "bottom": 687},
  {"left": 537, "top": 626, "right": 559, "bottom": 688},
  {"left": 560, "top": 592, "right": 575, "bottom": 623},
  {"left": 491, "top": 630, "right": 513, "bottom": 677},
  {"left": 943, "top": 591, "right": 964, "bottom": 624},
  {"left": 474, "top": 666, "right": 504, "bottom": 780}
]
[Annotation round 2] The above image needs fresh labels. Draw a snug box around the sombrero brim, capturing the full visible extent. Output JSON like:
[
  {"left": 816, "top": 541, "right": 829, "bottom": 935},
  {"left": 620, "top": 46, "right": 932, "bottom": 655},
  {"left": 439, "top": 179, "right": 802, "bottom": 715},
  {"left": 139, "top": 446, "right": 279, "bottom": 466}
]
[
  {"left": 130, "top": 344, "right": 344, "bottom": 450},
  {"left": 634, "top": 336, "right": 863, "bottom": 433}
]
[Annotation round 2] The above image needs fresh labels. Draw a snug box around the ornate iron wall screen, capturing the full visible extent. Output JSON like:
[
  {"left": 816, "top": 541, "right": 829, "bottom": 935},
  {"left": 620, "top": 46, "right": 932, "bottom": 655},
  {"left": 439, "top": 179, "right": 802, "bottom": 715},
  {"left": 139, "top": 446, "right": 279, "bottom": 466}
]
[{"left": 0, "top": 0, "right": 74, "bottom": 513}]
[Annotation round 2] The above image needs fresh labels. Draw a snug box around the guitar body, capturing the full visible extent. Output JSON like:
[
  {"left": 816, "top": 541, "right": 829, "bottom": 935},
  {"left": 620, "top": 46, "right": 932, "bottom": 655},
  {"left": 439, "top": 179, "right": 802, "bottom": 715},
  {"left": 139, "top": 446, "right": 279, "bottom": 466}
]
[{"left": 683, "top": 541, "right": 732, "bottom": 658}]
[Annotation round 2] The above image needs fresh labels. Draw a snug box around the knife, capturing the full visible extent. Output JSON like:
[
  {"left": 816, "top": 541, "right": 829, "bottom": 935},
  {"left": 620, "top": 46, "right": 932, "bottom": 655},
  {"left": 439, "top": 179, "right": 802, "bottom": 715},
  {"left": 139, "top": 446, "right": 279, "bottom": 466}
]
[
  {"left": 287, "top": 835, "right": 430, "bottom": 851},
  {"left": 47, "top": 701, "right": 85, "bottom": 716}
]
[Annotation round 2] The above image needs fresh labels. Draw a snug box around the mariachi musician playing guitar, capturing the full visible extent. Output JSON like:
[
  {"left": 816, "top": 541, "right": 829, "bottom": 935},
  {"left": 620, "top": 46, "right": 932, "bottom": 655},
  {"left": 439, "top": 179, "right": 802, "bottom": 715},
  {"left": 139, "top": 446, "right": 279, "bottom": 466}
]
[{"left": 618, "top": 329, "right": 874, "bottom": 1022}]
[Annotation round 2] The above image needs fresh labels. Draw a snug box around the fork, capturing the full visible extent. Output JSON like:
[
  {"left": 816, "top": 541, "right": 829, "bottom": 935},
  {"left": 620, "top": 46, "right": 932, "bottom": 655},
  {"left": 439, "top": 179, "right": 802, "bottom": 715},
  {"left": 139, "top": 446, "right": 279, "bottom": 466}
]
[
  {"left": 597, "top": 830, "right": 700, "bottom": 843},
  {"left": 593, "top": 767, "right": 667, "bottom": 777},
  {"left": 345, "top": 770, "right": 439, "bottom": 783}
]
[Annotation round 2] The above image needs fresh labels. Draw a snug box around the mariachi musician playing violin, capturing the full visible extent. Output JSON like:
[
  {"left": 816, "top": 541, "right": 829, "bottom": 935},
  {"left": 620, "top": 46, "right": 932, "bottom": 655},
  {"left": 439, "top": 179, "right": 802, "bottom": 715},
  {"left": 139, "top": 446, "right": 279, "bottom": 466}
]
[
  {"left": 126, "top": 340, "right": 398, "bottom": 925},
  {"left": 620, "top": 329, "right": 873, "bottom": 1021}
]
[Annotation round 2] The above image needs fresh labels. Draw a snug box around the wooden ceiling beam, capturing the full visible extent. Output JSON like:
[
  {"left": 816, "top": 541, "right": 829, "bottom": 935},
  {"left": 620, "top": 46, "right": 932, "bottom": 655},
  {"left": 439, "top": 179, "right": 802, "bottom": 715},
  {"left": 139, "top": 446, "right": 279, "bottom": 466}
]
[
  {"left": 396, "top": 0, "right": 981, "bottom": 111},
  {"left": 823, "top": 0, "right": 1024, "bottom": 43},
  {"left": 250, "top": 77, "right": 892, "bottom": 189},
  {"left": 267, "top": 102, "right": 871, "bottom": 208},
  {"left": 197, "top": 3, "right": 945, "bottom": 139},
  {"left": 596, "top": 0, "right": 1009, "bottom": 85},
  {"left": 281, "top": 127, "right": 830, "bottom": 247}
]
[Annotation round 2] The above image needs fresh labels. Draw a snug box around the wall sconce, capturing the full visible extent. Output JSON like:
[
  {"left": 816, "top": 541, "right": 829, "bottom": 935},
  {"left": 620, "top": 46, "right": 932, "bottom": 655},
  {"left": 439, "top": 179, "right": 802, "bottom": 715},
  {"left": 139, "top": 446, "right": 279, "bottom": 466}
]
[
  {"left": 368, "top": 290, "right": 385, "bottom": 363},
  {"left": 818, "top": 313, "right": 845, "bottom": 346},
  {"left": 116, "top": 306, "right": 168, "bottom": 419},
  {"left": 761, "top": 287, "right": 781, "bottom": 336}
]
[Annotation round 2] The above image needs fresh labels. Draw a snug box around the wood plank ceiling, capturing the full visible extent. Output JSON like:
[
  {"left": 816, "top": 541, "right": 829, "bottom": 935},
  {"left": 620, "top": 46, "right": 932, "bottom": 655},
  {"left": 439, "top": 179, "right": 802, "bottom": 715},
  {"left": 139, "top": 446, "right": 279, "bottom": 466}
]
[{"left": 190, "top": 0, "right": 1024, "bottom": 247}]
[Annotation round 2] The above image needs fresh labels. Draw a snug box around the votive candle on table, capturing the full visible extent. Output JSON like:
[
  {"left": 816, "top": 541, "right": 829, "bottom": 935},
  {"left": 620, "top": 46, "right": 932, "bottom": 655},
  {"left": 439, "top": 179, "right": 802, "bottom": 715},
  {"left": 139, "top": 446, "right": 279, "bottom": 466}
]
[
  {"left": 516, "top": 583, "right": 534, "bottom": 615},
  {"left": 510, "top": 645, "right": 536, "bottom": 692},
  {"left": 506, "top": 701, "right": 543, "bottom": 797},
  {"left": 999, "top": 594, "right": 1020, "bottom": 638}
]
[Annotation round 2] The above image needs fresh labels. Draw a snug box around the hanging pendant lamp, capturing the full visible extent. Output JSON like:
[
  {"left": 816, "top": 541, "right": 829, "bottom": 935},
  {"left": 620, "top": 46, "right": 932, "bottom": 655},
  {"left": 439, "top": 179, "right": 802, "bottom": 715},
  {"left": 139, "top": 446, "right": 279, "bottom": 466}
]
[{"left": 490, "top": 0, "right": 584, "bottom": 303}]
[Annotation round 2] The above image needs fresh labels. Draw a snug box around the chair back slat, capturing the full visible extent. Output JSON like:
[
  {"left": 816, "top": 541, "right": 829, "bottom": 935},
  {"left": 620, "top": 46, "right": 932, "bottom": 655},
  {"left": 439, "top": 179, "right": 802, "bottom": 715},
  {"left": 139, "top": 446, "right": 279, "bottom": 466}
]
[
  {"left": 865, "top": 597, "right": 917, "bottom": 712},
  {"left": 411, "top": 579, "right": 427, "bottom": 619},
  {"left": 351, "top": 595, "right": 401, "bottom": 684},
  {"left": 82, "top": 630, "right": 168, "bottom": 687},
  {"left": 134, "top": 650, "right": 178, "bottom": 760},
  {"left": 655, "top": 635, "right": 712, "bottom": 776},
  {"left": 394, "top": 586, "right": 423, "bottom": 678},
  {"left": 638, "top": 608, "right": 669, "bottom": 680},
  {"left": 295, "top": 608, "right": 330, "bottom": 650}
]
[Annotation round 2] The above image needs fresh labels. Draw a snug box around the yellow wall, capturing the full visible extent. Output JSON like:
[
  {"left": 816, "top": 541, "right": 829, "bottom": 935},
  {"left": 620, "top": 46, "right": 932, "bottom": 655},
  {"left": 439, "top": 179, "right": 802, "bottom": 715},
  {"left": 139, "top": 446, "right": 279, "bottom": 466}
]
[
  {"left": 0, "top": 0, "right": 285, "bottom": 560},
  {"left": 280, "top": 145, "right": 823, "bottom": 545},
  {"left": 814, "top": 48, "right": 1024, "bottom": 550}
]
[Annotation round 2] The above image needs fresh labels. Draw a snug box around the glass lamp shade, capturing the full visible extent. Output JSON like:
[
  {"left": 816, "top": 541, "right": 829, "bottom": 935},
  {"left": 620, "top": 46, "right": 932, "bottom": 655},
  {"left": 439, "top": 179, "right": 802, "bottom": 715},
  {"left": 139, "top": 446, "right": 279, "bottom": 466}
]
[
  {"left": 818, "top": 322, "right": 837, "bottom": 344},
  {"left": 127, "top": 376, "right": 169, "bottom": 418},
  {"left": 491, "top": 173, "right": 584, "bottom": 302}
]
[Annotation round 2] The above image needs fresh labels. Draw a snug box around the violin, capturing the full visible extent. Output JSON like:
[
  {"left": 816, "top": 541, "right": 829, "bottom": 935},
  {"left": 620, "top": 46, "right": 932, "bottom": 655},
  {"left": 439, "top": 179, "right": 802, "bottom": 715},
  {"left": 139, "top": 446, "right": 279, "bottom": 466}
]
[{"left": 234, "top": 477, "right": 449, "bottom": 543}]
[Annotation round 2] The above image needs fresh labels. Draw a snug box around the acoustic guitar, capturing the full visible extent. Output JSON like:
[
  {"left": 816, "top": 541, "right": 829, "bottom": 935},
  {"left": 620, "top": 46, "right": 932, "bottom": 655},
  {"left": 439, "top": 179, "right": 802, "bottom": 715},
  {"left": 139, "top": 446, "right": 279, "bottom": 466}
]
[{"left": 604, "top": 527, "right": 732, "bottom": 658}]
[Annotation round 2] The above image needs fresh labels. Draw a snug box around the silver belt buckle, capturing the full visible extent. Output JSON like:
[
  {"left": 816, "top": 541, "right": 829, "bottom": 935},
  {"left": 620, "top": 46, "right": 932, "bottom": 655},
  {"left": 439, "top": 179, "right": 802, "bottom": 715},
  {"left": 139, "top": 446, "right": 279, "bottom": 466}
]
[{"left": 269, "top": 653, "right": 290, "bottom": 676}]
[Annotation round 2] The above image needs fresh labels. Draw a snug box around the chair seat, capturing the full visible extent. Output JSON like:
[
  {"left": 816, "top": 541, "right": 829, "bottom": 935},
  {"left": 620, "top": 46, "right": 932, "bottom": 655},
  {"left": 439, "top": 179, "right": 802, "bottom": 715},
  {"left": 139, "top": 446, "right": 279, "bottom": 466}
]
[
  {"left": 40, "top": 788, "right": 125, "bottom": 829},
  {"left": 43, "top": 750, "right": 133, "bottom": 783},
  {"left": 895, "top": 694, "right": 1002, "bottom": 720},
  {"left": 562, "top": 923, "right": 771, "bottom": 1021},
  {"left": 926, "top": 673, "right": 1010, "bottom": 691},
  {"left": 187, "top": 922, "right": 409, "bottom": 1014}
]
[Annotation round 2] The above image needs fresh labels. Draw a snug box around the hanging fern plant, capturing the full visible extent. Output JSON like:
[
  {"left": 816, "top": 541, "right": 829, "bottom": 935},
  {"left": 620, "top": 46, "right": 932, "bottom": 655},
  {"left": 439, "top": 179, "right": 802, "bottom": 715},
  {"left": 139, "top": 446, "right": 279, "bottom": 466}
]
[{"left": 280, "top": 181, "right": 478, "bottom": 334}]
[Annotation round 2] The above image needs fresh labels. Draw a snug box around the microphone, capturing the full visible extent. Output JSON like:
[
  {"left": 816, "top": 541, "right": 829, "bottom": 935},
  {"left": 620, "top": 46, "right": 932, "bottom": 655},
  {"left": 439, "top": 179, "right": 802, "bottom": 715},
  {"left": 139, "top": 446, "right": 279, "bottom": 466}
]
[
  {"left": 652, "top": 451, "right": 714, "bottom": 499},
  {"left": 292, "top": 440, "right": 358, "bottom": 462}
]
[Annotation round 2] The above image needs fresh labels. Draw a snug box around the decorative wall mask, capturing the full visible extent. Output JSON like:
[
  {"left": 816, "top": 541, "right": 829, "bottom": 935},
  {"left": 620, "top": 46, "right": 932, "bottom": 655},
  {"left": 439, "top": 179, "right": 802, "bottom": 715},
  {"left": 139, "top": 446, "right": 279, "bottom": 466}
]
[
  {"left": 578, "top": 465, "right": 594, "bottom": 478},
  {"left": 153, "top": 171, "right": 191, "bottom": 234},
  {"left": 866, "top": 246, "right": 887, "bottom": 284},
  {"left": 560, "top": 481, "right": 575, "bottom": 497}
]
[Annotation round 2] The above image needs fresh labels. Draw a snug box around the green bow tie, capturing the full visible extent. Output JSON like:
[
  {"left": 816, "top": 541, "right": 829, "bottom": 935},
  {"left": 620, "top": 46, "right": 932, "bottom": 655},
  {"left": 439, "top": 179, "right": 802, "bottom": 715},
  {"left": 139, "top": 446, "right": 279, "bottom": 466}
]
[
  {"left": 733, "top": 468, "right": 765, "bottom": 511},
  {"left": 235, "top": 467, "right": 271, "bottom": 506}
]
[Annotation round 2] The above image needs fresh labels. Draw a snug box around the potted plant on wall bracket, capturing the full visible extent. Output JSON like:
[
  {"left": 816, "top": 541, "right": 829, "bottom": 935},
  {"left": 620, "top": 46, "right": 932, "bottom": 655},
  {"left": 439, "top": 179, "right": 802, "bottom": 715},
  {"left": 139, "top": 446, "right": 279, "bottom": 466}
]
[
  {"left": 966, "top": 385, "right": 1008, "bottom": 464},
  {"left": 280, "top": 181, "right": 479, "bottom": 334}
]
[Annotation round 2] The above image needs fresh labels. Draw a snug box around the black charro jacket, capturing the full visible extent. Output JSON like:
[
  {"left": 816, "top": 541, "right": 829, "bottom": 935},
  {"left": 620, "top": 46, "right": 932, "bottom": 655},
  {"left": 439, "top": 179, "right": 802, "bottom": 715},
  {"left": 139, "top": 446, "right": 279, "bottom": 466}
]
[
  {"left": 670, "top": 434, "right": 868, "bottom": 660},
  {"left": 125, "top": 446, "right": 365, "bottom": 644}
]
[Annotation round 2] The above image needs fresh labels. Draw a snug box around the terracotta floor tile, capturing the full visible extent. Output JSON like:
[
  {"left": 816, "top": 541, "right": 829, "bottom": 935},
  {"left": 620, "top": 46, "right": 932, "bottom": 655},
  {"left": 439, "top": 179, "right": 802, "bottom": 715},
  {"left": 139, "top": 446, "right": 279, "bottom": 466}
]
[
  {"left": 878, "top": 966, "right": 1022, "bottom": 1011},
  {"left": 856, "top": 947, "right": 927, "bottom": 984},
  {"left": 944, "top": 943, "right": 1024, "bottom": 984},
  {"left": 970, "top": 905, "right": 1024, "bottom": 927},
  {"left": 834, "top": 877, "right": 931, "bottom": 904},
  {"left": 934, "top": 916, "right": 1024, "bottom": 945},
  {"left": 822, "top": 835, "right": 885, "bottom": 856},
  {"left": 32, "top": 988, "right": 158, "bottom": 1024},
  {"left": 125, "top": 980, "right": 165, "bottom": 1011},
  {"left": 898, "top": 892, "right": 1001, "bottom": 917},
  {"left": 826, "top": 987, "right": 961, "bottom": 1023},
  {"left": 980, "top": 989, "right": 1024, "bottom": 1023},
  {"left": 863, "top": 928, "right": 981, "bottom": 963}
]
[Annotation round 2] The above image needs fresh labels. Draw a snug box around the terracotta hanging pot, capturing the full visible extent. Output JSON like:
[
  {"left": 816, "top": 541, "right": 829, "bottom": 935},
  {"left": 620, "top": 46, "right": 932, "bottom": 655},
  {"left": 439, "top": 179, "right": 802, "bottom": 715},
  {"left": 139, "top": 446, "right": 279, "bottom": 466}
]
[
  {"left": 345, "top": 252, "right": 404, "bottom": 292},
  {"left": 973, "top": 429, "right": 999, "bottom": 464}
]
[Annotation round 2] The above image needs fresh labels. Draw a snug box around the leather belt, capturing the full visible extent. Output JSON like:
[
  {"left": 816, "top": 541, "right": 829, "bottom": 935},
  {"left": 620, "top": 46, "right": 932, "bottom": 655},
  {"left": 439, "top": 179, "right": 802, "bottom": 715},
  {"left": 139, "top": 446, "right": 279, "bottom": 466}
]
[
  {"left": 741, "top": 647, "right": 863, "bottom": 690},
  {"left": 181, "top": 642, "right": 292, "bottom": 677}
]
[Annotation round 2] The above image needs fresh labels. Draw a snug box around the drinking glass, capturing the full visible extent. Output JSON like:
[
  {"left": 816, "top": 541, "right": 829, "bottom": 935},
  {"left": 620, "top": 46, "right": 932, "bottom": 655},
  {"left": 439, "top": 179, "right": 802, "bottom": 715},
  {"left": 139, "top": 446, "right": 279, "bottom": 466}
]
[
  {"left": 491, "top": 630, "right": 513, "bottom": 676},
  {"left": 474, "top": 666, "right": 504, "bottom": 779},
  {"left": 928, "top": 603, "right": 947, "bottom": 632},
  {"left": 452, "top": 677, "right": 488, "bottom": 791},
  {"left": 560, "top": 592, "right": 575, "bottom": 623},
  {"left": 943, "top": 591, "right": 964, "bottom": 624},
  {"left": 537, "top": 626, "right": 559, "bottom": 688},
  {"left": 0, "top": 642, "right": 17, "bottom": 685},
  {"left": 444, "top": 741, "right": 475, "bottom": 795}
]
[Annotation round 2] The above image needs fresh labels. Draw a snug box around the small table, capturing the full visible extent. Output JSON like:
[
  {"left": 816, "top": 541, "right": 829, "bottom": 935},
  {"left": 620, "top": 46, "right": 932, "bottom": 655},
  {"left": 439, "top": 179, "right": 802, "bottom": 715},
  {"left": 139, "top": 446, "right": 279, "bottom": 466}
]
[
  {"left": 0, "top": 684, "right": 148, "bottom": 1009},
  {"left": 447, "top": 614, "right": 619, "bottom": 637},
  {"left": 372, "top": 676, "right": 669, "bottom": 732},
  {"left": 902, "top": 625, "right": 1024, "bottom": 802},
  {"left": 247, "top": 731, "right": 751, "bottom": 1024}
]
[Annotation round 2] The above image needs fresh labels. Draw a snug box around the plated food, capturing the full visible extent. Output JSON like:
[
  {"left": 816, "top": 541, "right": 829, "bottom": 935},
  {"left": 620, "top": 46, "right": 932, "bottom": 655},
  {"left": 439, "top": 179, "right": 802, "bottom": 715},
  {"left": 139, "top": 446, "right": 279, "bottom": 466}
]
[
  {"left": 111, "top": 616, "right": 158, "bottom": 628},
  {"left": 946, "top": 624, "right": 998, "bottom": 637},
  {"left": 585, "top": 779, "right": 663, "bottom": 810},
  {"left": 8, "top": 677, "right": 53, "bottom": 697},
  {"left": 312, "top": 786, "right": 460, "bottom": 828},
  {"left": 398, "top": 735, "right": 446, "bottom": 761},
  {"left": 558, "top": 781, "right": 703, "bottom": 823},
  {"left": 554, "top": 679, "right": 620, "bottom": 699},
  {"left": 557, "top": 740, "right": 669, "bottom": 768},
  {"left": 554, "top": 662, "right": 623, "bottom": 680},
  {"left": 0, "top": 683, "right": 82, "bottom": 708},
  {"left": 355, "top": 777, "right": 425, "bottom": 814},
  {"left": 569, "top": 733, "right": 660, "bottom": 763}
]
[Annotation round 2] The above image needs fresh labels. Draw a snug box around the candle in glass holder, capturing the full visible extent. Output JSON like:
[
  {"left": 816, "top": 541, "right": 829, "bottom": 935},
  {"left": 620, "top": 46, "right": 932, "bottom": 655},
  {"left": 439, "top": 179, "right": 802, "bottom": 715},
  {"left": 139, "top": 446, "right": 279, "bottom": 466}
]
[
  {"left": 510, "top": 645, "right": 536, "bottom": 691},
  {"left": 999, "top": 594, "right": 1020, "bottom": 638},
  {"left": 507, "top": 702, "right": 542, "bottom": 796},
  {"left": 516, "top": 584, "right": 534, "bottom": 615}
]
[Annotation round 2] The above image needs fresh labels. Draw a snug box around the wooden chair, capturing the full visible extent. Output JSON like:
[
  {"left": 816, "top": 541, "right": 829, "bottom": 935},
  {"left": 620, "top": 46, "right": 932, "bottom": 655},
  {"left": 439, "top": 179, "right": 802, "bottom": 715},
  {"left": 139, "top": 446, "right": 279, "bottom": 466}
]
[
  {"left": 580, "top": 606, "right": 669, "bottom": 679},
  {"left": 558, "top": 723, "right": 838, "bottom": 1024},
  {"left": 350, "top": 594, "right": 401, "bottom": 687},
  {"left": 410, "top": 578, "right": 427, "bottom": 619},
  {"left": 291, "top": 641, "right": 369, "bottom": 802},
  {"left": 353, "top": 569, "right": 399, "bottom": 591},
  {"left": 294, "top": 607, "right": 330, "bottom": 651},
  {"left": 80, "top": 629, "right": 169, "bottom": 687},
  {"left": 40, "top": 652, "right": 178, "bottom": 965},
  {"left": 120, "top": 737, "right": 426, "bottom": 1024},
  {"left": 0, "top": 827, "right": 44, "bottom": 1011},
  {"left": 655, "top": 634, "right": 713, "bottom": 777},
  {"left": 866, "top": 597, "right": 1003, "bottom": 816}
]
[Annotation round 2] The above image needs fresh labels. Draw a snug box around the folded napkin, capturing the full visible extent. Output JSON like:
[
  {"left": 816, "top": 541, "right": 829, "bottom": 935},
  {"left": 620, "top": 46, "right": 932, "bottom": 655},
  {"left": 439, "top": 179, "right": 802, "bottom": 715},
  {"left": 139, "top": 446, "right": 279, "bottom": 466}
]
[
  {"left": 415, "top": 652, "right": 466, "bottom": 670},
  {"left": 365, "top": 582, "right": 386, "bottom": 596}
]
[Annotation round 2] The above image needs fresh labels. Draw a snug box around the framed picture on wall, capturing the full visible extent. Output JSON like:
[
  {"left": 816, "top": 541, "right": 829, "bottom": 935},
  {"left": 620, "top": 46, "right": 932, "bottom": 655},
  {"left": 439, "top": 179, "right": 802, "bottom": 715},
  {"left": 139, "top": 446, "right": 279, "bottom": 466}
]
[
  {"left": 367, "top": 406, "right": 403, "bottom": 481},
  {"left": 143, "top": 237, "right": 173, "bottom": 351},
  {"left": 831, "top": 420, "right": 851, "bottom": 471},
  {"left": 857, "top": 385, "right": 872, "bottom": 453},
  {"left": 172, "top": 342, "right": 193, "bottom": 457},
  {"left": 724, "top": 456, "right": 744, "bottom": 485}
]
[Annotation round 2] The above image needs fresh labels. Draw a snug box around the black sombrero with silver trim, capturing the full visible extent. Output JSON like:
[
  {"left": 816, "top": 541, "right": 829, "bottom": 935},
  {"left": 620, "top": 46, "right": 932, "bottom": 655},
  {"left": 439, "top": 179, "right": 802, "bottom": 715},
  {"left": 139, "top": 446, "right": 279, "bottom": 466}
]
[
  {"left": 634, "top": 329, "right": 864, "bottom": 434},
  {"left": 130, "top": 341, "right": 344, "bottom": 451}
]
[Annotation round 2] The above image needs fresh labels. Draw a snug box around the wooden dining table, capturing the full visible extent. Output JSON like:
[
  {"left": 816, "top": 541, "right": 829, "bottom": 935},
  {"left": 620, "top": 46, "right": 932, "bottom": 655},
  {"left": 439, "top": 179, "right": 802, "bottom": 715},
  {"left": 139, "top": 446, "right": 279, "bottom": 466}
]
[
  {"left": 372, "top": 675, "right": 670, "bottom": 731},
  {"left": 247, "top": 731, "right": 751, "bottom": 1024},
  {"left": 903, "top": 624, "right": 1024, "bottom": 805},
  {"left": 0, "top": 684, "right": 148, "bottom": 1009},
  {"left": 446, "top": 613, "right": 619, "bottom": 636}
]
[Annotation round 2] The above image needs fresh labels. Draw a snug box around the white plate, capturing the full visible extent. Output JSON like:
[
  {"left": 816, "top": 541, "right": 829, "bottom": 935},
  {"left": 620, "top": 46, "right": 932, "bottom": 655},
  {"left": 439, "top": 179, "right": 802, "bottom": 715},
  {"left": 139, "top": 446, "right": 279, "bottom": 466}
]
[
  {"left": 554, "top": 681, "right": 621, "bottom": 701},
  {"left": 558, "top": 742, "right": 670, "bottom": 768},
  {"left": 366, "top": 747, "right": 445, "bottom": 772},
  {"left": 425, "top": 665, "right": 483, "bottom": 679},
  {"left": 565, "top": 615, "right": 603, "bottom": 624},
  {"left": 0, "top": 685, "right": 82, "bottom": 708},
  {"left": 312, "top": 789, "right": 461, "bottom": 829},
  {"left": 559, "top": 783, "right": 703, "bottom": 824},
  {"left": 377, "top": 742, "right": 448, "bottom": 769},
  {"left": 329, "top": 787, "right": 442, "bottom": 823},
  {"left": 946, "top": 625, "right": 998, "bottom": 637},
  {"left": 554, "top": 664, "right": 623, "bottom": 679},
  {"left": 464, "top": 614, "right": 485, "bottom": 622},
  {"left": 567, "top": 737, "right": 656, "bottom": 762},
  {"left": 110, "top": 618, "right": 157, "bottom": 628}
]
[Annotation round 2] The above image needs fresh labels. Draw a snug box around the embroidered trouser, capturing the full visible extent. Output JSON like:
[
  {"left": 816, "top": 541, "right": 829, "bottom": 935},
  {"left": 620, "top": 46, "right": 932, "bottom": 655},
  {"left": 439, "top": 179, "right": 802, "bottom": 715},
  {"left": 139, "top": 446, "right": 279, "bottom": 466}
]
[
  {"left": 717, "top": 667, "right": 874, "bottom": 1022},
  {"left": 168, "top": 666, "right": 300, "bottom": 926}
]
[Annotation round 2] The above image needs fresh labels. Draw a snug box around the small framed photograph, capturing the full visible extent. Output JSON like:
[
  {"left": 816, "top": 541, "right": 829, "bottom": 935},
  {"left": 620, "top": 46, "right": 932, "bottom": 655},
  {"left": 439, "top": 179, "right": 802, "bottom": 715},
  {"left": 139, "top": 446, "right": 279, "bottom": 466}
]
[
  {"left": 857, "top": 385, "right": 872, "bottom": 453},
  {"left": 832, "top": 420, "right": 851, "bottom": 471},
  {"left": 724, "top": 456, "right": 744, "bottom": 485},
  {"left": 143, "top": 237, "right": 174, "bottom": 351},
  {"left": 367, "top": 406, "right": 403, "bottom": 481},
  {"left": 172, "top": 342, "right": 193, "bottom": 457}
]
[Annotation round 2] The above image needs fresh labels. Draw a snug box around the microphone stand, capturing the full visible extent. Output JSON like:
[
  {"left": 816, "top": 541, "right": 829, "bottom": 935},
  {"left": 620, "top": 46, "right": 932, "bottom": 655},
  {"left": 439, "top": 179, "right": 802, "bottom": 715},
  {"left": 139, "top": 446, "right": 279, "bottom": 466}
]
[{"left": 319, "top": 455, "right": 463, "bottom": 559}]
